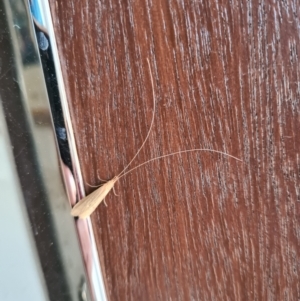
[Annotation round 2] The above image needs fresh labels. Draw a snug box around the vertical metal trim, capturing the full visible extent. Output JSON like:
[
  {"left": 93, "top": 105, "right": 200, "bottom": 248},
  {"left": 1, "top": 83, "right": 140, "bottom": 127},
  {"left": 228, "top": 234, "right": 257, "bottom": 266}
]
[{"left": 32, "top": 1, "right": 108, "bottom": 300}]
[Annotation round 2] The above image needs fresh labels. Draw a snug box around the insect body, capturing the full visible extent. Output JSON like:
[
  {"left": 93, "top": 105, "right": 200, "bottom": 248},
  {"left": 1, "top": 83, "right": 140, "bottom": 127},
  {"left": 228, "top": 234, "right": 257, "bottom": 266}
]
[{"left": 71, "top": 177, "right": 118, "bottom": 219}]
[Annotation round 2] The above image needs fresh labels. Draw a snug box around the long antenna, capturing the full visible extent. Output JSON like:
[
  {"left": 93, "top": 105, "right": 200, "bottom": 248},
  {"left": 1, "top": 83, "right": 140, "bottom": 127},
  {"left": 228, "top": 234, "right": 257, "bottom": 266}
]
[
  {"left": 119, "top": 149, "right": 242, "bottom": 179},
  {"left": 117, "top": 58, "right": 156, "bottom": 178}
]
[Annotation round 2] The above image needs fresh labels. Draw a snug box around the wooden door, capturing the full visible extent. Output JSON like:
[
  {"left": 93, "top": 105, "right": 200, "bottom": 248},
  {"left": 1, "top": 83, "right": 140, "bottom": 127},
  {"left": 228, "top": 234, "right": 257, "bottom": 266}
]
[{"left": 49, "top": 1, "right": 300, "bottom": 300}]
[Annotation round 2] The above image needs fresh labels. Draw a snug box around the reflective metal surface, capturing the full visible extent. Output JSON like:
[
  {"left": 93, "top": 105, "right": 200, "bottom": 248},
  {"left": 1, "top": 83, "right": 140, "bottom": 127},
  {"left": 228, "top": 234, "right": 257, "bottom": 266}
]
[
  {"left": 0, "top": 99, "right": 50, "bottom": 301},
  {"left": 0, "top": 1, "right": 105, "bottom": 300}
]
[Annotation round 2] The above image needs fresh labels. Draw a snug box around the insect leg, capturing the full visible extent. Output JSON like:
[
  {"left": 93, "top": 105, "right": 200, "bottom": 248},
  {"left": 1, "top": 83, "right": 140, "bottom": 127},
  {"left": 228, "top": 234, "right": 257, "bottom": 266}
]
[{"left": 112, "top": 186, "right": 119, "bottom": 197}]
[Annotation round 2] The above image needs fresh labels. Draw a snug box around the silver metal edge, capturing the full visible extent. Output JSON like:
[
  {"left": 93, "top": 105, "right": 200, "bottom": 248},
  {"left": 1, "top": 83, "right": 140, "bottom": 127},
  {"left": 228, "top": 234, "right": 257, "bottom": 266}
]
[
  {"left": 34, "top": 1, "right": 108, "bottom": 301},
  {"left": 1, "top": 1, "right": 93, "bottom": 300}
]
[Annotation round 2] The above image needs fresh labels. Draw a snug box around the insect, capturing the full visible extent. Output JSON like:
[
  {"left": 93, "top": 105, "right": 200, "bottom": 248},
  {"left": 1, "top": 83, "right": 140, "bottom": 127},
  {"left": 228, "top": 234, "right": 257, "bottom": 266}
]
[{"left": 71, "top": 59, "right": 242, "bottom": 219}]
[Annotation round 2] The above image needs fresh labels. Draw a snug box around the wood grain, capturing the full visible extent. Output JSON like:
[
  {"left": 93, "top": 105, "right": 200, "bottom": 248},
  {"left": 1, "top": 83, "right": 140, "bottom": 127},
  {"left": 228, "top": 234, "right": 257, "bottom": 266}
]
[{"left": 50, "top": 0, "right": 300, "bottom": 300}]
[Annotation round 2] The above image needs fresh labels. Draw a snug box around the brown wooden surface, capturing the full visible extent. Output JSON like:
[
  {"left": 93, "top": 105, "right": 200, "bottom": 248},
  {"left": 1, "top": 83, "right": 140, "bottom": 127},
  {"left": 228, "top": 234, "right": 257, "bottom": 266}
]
[{"left": 50, "top": 1, "right": 300, "bottom": 300}]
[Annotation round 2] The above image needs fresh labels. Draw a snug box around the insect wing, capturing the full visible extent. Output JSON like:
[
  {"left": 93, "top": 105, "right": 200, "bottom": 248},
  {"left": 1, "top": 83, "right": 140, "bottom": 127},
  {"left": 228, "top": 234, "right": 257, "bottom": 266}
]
[{"left": 71, "top": 181, "right": 114, "bottom": 219}]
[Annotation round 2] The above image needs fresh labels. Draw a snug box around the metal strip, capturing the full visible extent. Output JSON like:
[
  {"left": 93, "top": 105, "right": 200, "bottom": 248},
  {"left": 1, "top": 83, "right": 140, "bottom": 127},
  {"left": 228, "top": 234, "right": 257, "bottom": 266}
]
[
  {"left": 30, "top": 1, "right": 108, "bottom": 300},
  {"left": 0, "top": 0, "right": 107, "bottom": 300}
]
